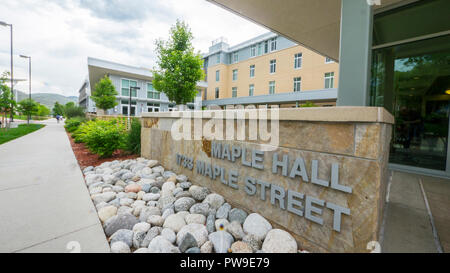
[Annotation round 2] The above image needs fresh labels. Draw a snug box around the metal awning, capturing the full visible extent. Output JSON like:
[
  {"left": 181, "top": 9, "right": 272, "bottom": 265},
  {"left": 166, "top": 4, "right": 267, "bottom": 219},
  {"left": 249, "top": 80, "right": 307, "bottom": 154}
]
[{"left": 207, "top": 0, "right": 405, "bottom": 61}]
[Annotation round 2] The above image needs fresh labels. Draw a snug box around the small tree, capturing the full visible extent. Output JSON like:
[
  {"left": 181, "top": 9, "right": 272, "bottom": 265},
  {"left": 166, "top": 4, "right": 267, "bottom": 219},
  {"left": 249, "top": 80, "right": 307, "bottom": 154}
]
[
  {"left": 91, "top": 75, "right": 118, "bottom": 112},
  {"left": 52, "top": 102, "right": 65, "bottom": 117},
  {"left": 18, "top": 99, "right": 38, "bottom": 124},
  {"left": 65, "top": 104, "right": 85, "bottom": 119},
  {"left": 36, "top": 104, "right": 50, "bottom": 117},
  {"left": 153, "top": 20, "right": 204, "bottom": 105},
  {"left": 0, "top": 71, "right": 15, "bottom": 128}
]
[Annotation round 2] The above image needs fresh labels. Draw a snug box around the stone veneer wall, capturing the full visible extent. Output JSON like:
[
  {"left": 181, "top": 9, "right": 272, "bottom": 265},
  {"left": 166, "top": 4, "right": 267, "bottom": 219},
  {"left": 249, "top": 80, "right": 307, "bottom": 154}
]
[{"left": 140, "top": 107, "right": 393, "bottom": 252}]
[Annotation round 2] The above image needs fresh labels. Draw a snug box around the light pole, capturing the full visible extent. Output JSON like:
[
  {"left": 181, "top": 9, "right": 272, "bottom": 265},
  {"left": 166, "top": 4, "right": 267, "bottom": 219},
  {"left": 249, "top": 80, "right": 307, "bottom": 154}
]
[
  {"left": 20, "top": 55, "right": 31, "bottom": 124},
  {"left": 0, "top": 21, "right": 13, "bottom": 122}
]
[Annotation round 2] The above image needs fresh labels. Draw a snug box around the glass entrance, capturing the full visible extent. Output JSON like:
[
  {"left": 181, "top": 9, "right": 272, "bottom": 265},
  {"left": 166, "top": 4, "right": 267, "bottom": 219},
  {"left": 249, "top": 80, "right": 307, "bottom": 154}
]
[{"left": 371, "top": 35, "right": 450, "bottom": 171}]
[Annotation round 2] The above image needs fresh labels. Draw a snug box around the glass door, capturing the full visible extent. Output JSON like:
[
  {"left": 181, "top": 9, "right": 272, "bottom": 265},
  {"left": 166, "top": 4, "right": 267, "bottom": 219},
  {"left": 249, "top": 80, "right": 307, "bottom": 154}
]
[{"left": 371, "top": 35, "right": 450, "bottom": 171}]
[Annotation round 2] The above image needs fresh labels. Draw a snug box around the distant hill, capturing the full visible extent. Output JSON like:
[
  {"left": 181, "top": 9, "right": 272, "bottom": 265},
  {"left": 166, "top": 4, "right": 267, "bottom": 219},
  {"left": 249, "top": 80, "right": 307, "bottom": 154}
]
[{"left": 14, "top": 91, "right": 78, "bottom": 110}]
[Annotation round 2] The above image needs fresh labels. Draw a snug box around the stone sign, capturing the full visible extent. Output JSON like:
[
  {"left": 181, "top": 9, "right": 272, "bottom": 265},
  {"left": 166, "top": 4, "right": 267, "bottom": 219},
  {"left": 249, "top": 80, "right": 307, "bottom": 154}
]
[{"left": 141, "top": 107, "right": 393, "bottom": 252}]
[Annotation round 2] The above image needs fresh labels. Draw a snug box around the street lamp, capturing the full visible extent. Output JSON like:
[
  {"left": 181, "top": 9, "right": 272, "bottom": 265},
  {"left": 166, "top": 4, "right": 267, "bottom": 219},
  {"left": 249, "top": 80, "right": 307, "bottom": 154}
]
[
  {"left": 0, "top": 21, "right": 14, "bottom": 122},
  {"left": 20, "top": 55, "right": 31, "bottom": 124}
]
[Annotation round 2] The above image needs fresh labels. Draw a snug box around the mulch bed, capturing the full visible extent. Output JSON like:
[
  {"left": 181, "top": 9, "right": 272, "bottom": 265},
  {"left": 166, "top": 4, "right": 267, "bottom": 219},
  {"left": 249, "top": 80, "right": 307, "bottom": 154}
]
[{"left": 66, "top": 131, "right": 138, "bottom": 170}]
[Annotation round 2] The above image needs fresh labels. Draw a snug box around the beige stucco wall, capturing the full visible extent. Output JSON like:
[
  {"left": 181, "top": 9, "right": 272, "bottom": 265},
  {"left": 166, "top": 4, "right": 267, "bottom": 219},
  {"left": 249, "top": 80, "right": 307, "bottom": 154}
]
[
  {"left": 206, "top": 45, "right": 339, "bottom": 101},
  {"left": 141, "top": 107, "right": 394, "bottom": 252}
]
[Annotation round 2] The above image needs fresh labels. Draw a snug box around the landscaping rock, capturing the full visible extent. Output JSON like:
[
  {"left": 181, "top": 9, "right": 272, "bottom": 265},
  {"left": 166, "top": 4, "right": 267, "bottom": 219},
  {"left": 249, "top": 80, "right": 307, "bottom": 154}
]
[
  {"left": 262, "top": 229, "right": 297, "bottom": 253},
  {"left": 139, "top": 206, "right": 161, "bottom": 222},
  {"left": 147, "top": 215, "right": 164, "bottom": 226},
  {"left": 148, "top": 236, "right": 180, "bottom": 253},
  {"left": 104, "top": 213, "right": 139, "bottom": 236},
  {"left": 110, "top": 229, "right": 133, "bottom": 247},
  {"left": 185, "top": 214, "right": 206, "bottom": 225},
  {"left": 190, "top": 203, "right": 210, "bottom": 216},
  {"left": 178, "top": 232, "right": 198, "bottom": 253},
  {"left": 174, "top": 197, "right": 196, "bottom": 212},
  {"left": 163, "top": 213, "right": 186, "bottom": 233},
  {"left": 92, "top": 192, "right": 116, "bottom": 204},
  {"left": 228, "top": 208, "right": 248, "bottom": 225},
  {"left": 117, "top": 206, "right": 133, "bottom": 215},
  {"left": 185, "top": 247, "right": 201, "bottom": 253},
  {"left": 132, "top": 222, "right": 150, "bottom": 233},
  {"left": 189, "top": 185, "right": 209, "bottom": 201},
  {"left": 124, "top": 184, "right": 141, "bottom": 193},
  {"left": 97, "top": 205, "right": 117, "bottom": 223},
  {"left": 176, "top": 223, "right": 208, "bottom": 247},
  {"left": 141, "top": 226, "right": 162, "bottom": 248},
  {"left": 161, "top": 228, "right": 176, "bottom": 244},
  {"left": 243, "top": 213, "right": 272, "bottom": 241},
  {"left": 231, "top": 241, "right": 253, "bottom": 253},
  {"left": 142, "top": 193, "right": 160, "bottom": 202},
  {"left": 202, "top": 193, "right": 224, "bottom": 210},
  {"left": 206, "top": 213, "right": 215, "bottom": 233},
  {"left": 133, "top": 231, "right": 147, "bottom": 249},
  {"left": 242, "top": 234, "right": 261, "bottom": 253},
  {"left": 200, "top": 241, "right": 213, "bottom": 253},
  {"left": 216, "top": 203, "right": 231, "bottom": 219},
  {"left": 110, "top": 241, "right": 130, "bottom": 253},
  {"left": 226, "top": 221, "right": 245, "bottom": 240}
]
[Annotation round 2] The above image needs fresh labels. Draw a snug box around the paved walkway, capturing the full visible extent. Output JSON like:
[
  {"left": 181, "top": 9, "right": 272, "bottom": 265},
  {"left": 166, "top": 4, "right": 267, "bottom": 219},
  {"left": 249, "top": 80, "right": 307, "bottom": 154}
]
[
  {"left": 0, "top": 119, "right": 109, "bottom": 253},
  {"left": 382, "top": 171, "right": 449, "bottom": 253}
]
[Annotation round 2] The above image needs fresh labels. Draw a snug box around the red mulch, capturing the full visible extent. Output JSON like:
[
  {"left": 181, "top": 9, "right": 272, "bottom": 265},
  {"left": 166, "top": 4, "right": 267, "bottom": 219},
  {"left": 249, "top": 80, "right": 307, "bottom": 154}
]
[{"left": 66, "top": 131, "right": 138, "bottom": 170}]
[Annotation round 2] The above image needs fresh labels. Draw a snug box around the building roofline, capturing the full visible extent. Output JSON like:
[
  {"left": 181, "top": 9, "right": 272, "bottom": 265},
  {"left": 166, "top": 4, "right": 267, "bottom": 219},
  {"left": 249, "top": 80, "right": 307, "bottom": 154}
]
[
  {"left": 203, "top": 32, "right": 283, "bottom": 58},
  {"left": 87, "top": 57, "right": 154, "bottom": 78}
]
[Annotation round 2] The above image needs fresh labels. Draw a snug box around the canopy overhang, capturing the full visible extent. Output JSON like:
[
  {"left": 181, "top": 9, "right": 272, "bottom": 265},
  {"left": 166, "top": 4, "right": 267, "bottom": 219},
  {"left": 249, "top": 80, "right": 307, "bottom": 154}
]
[{"left": 207, "top": 0, "right": 406, "bottom": 61}]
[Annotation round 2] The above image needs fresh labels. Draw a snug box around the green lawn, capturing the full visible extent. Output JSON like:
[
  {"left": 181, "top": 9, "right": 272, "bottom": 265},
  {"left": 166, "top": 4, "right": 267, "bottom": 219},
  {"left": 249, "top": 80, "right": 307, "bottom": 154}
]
[{"left": 0, "top": 124, "right": 45, "bottom": 144}]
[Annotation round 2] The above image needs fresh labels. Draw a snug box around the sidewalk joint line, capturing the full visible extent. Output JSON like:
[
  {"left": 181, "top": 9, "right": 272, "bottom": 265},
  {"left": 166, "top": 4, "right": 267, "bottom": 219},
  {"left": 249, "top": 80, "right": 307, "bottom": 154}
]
[{"left": 418, "top": 178, "right": 443, "bottom": 253}]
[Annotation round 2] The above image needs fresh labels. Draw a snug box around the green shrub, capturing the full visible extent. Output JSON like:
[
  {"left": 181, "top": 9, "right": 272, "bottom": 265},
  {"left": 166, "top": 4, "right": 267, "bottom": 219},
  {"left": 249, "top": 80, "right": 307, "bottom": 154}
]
[
  {"left": 125, "top": 118, "right": 141, "bottom": 155},
  {"left": 64, "top": 117, "right": 86, "bottom": 133},
  {"left": 80, "top": 119, "right": 127, "bottom": 158},
  {"left": 65, "top": 105, "right": 85, "bottom": 119},
  {"left": 73, "top": 120, "right": 96, "bottom": 143}
]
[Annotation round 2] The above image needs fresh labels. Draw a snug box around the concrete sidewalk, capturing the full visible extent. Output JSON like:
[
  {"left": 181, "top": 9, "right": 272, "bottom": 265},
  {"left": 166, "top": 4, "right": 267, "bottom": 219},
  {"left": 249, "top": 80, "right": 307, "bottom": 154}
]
[
  {"left": 382, "top": 171, "right": 449, "bottom": 253},
  {"left": 0, "top": 119, "right": 109, "bottom": 252}
]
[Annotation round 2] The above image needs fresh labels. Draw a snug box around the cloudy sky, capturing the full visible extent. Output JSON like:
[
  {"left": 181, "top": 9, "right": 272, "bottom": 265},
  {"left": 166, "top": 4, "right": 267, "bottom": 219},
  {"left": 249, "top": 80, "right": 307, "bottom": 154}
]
[{"left": 0, "top": 0, "right": 268, "bottom": 97}]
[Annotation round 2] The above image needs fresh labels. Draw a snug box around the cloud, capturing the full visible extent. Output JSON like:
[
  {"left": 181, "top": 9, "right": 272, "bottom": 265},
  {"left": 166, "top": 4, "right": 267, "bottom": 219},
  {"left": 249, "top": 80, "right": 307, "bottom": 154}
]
[
  {"left": 0, "top": 0, "right": 267, "bottom": 97},
  {"left": 77, "top": 0, "right": 176, "bottom": 23}
]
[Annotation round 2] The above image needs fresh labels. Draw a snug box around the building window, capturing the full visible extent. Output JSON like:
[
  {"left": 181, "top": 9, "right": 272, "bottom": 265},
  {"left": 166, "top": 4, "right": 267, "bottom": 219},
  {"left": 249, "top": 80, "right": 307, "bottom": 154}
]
[
  {"left": 216, "top": 54, "right": 220, "bottom": 64},
  {"left": 147, "top": 83, "right": 160, "bottom": 99},
  {"left": 121, "top": 79, "right": 138, "bottom": 97},
  {"left": 215, "top": 87, "right": 219, "bottom": 99},
  {"left": 232, "top": 69, "right": 238, "bottom": 81},
  {"left": 249, "top": 84, "right": 254, "bottom": 96},
  {"left": 232, "top": 52, "right": 239, "bottom": 63},
  {"left": 324, "top": 72, "right": 334, "bottom": 89},
  {"left": 121, "top": 100, "right": 136, "bottom": 116},
  {"left": 294, "top": 77, "right": 301, "bottom": 92},
  {"left": 250, "top": 45, "right": 256, "bottom": 57},
  {"left": 264, "top": 40, "right": 269, "bottom": 54},
  {"left": 325, "top": 57, "right": 334, "bottom": 63},
  {"left": 249, "top": 65, "right": 255, "bottom": 78},
  {"left": 216, "top": 70, "right": 220, "bottom": 82},
  {"left": 269, "top": 81, "right": 275, "bottom": 94},
  {"left": 232, "top": 87, "right": 237, "bottom": 98},
  {"left": 270, "top": 38, "right": 277, "bottom": 51},
  {"left": 147, "top": 103, "right": 160, "bottom": 112},
  {"left": 294, "top": 53, "right": 303, "bottom": 69},
  {"left": 204, "top": 88, "right": 208, "bottom": 100},
  {"left": 270, "top": 59, "right": 276, "bottom": 74},
  {"left": 258, "top": 43, "right": 263, "bottom": 55}
]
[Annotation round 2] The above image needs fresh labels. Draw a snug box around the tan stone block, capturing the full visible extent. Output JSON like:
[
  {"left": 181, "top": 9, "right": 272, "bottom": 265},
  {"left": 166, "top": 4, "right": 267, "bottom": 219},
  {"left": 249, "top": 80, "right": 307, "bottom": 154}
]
[{"left": 355, "top": 123, "right": 381, "bottom": 159}]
